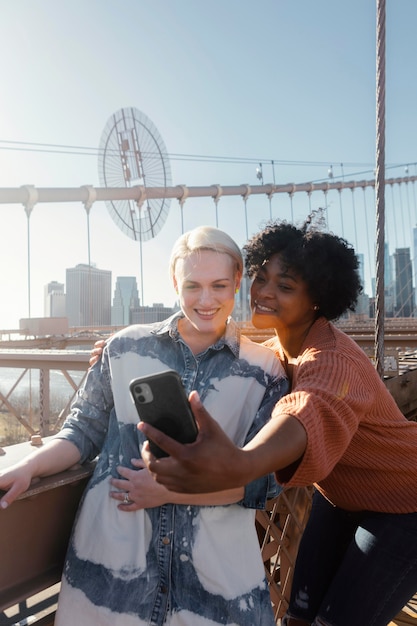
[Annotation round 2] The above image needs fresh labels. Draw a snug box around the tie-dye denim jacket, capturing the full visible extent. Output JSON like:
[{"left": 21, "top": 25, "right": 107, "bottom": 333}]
[{"left": 55, "top": 313, "right": 288, "bottom": 626}]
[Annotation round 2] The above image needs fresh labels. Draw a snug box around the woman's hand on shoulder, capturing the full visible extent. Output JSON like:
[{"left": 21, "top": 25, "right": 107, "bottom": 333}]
[{"left": 89, "top": 339, "right": 107, "bottom": 367}]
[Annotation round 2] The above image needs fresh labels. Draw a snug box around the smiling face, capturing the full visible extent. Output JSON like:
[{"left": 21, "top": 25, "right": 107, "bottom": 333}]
[
  {"left": 174, "top": 249, "right": 240, "bottom": 352},
  {"left": 250, "top": 253, "right": 317, "bottom": 334}
]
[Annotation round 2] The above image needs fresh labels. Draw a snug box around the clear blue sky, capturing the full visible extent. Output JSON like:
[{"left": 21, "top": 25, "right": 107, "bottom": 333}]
[{"left": 0, "top": 0, "right": 416, "bottom": 329}]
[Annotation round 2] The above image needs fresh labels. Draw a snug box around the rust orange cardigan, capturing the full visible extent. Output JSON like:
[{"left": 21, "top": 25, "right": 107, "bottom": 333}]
[{"left": 265, "top": 317, "right": 417, "bottom": 513}]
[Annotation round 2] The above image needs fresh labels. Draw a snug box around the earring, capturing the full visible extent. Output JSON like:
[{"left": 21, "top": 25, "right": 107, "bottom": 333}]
[
  {"left": 313, "top": 305, "right": 319, "bottom": 311},
  {"left": 235, "top": 288, "right": 239, "bottom": 294}
]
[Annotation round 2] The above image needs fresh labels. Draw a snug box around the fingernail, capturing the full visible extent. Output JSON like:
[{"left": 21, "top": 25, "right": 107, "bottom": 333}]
[{"left": 0, "top": 501, "right": 8, "bottom": 510}]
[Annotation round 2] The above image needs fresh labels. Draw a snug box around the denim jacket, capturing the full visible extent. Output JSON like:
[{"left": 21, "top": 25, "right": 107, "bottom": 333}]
[{"left": 55, "top": 313, "right": 288, "bottom": 626}]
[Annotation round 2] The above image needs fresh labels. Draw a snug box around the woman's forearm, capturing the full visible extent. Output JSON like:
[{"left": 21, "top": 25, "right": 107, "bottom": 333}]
[
  {"left": 20, "top": 437, "right": 82, "bottom": 478},
  {"left": 242, "top": 413, "right": 307, "bottom": 481},
  {"left": 0, "top": 438, "right": 83, "bottom": 509}
]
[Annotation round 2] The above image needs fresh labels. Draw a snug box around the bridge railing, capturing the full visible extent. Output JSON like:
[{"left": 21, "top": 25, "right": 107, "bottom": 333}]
[
  {"left": 0, "top": 439, "right": 93, "bottom": 625},
  {"left": 1, "top": 327, "right": 417, "bottom": 446},
  {"left": 0, "top": 349, "right": 90, "bottom": 444}
]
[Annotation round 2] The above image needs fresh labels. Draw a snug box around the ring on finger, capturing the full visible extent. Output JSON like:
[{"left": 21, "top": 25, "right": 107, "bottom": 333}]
[{"left": 123, "top": 492, "right": 132, "bottom": 505}]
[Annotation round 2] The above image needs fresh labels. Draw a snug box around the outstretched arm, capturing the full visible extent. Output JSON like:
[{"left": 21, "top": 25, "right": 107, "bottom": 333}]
[{"left": 139, "top": 391, "right": 307, "bottom": 493}]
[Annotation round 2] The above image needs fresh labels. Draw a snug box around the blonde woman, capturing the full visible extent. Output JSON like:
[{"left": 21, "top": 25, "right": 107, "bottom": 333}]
[{"left": 0, "top": 225, "right": 288, "bottom": 626}]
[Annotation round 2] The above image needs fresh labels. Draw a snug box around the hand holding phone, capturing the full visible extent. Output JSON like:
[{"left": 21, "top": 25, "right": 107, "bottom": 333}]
[{"left": 129, "top": 370, "right": 198, "bottom": 458}]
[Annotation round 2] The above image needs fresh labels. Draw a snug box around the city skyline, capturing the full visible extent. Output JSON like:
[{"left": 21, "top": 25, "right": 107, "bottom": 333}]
[
  {"left": 0, "top": 2, "right": 417, "bottom": 328},
  {"left": 36, "top": 234, "right": 417, "bottom": 333}
]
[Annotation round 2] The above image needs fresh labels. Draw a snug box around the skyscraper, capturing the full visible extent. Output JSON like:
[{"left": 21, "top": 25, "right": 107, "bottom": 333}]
[
  {"left": 394, "top": 248, "right": 414, "bottom": 317},
  {"left": 66, "top": 264, "right": 112, "bottom": 327},
  {"left": 234, "top": 274, "right": 251, "bottom": 322},
  {"left": 384, "top": 243, "right": 395, "bottom": 317},
  {"left": 44, "top": 281, "right": 66, "bottom": 317},
  {"left": 354, "top": 253, "right": 370, "bottom": 318},
  {"left": 112, "top": 276, "right": 140, "bottom": 326},
  {"left": 357, "top": 253, "right": 365, "bottom": 287}
]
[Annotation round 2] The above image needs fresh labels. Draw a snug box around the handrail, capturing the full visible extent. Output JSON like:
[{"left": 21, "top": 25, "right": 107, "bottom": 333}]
[
  {"left": 0, "top": 176, "right": 415, "bottom": 208},
  {"left": 0, "top": 439, "right": 94, "bottom": 624},
  {"left": 0, "top": 350, "right": 90, "bottom": 440}
]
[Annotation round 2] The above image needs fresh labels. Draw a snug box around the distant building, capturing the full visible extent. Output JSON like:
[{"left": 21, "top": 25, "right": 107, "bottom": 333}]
[
  {"left": 384, "top": 244, "right": 395, "bottom": 317},
  {"left": 20, "top": 316, "right": 69, "bottom": 336},
  {"left": 353, "top": 254, "right": 370, "bottom": 318},
  {"left": 44, "top": 281, "right": 66, "bottom": 317},
  {"left": 357, "top": 253, "right": 365, "bottom": 288},
  {"left": 131, "top": 303, "right": 178, "bottom": 324},
  {"left": 66, "top": 264, "right": 112, "bottom": 327},
  {"left": 111, "top": 276, "right": 140, "bottom": 326},
  {"left": 395, "top": 247, "right": 414, "bottom": 317},
  {"left": 355, "top": 292, "right": 370, "bottom": 318},
  {"left": 234, "top": 275, "right": 251, "bottom": 322}
]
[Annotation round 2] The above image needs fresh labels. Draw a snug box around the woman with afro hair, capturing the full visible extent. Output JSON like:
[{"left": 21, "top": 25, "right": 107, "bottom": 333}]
[{"left": 141, "top": 212, "right": 417, "bottom": 626}]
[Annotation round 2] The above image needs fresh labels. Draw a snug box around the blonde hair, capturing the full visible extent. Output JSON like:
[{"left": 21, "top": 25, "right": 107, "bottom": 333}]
[{"left": 169, "top": 226, "right": 243, "bottom": 280}]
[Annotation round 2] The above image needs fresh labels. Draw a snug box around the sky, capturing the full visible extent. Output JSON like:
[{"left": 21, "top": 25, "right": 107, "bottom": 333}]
[{"left": 0, "top": 0, "right": 416, "bottom": 329}]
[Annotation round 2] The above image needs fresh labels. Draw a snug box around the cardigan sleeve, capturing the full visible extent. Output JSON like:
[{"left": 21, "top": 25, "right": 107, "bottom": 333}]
[{"left": 274, "top": 345, "right": 376, "bottom": 487}]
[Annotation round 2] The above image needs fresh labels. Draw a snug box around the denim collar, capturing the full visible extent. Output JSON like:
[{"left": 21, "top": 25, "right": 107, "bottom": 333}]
[{"left": 151, "top": 310, "right": 240, "bottom": 358}]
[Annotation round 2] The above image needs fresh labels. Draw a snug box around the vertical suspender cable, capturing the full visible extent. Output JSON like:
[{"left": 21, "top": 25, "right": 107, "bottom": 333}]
[
  {"left": 289, "top": 189, "right": 295, "bottom": 222},
  {"left": 362, "top": 186, "right": 374, "bottom": 297},
  {"left": 351, "top": 187, "right": 359, "bottom": 250},
  {"left": 338, "top": 190, "right": 345, "bottom": 238},
  {"left": 375, "top": 0, "right": 386, "bottom": 378},
  {"left": 413, "top": 164, "right": 417, "bottom": 223}
]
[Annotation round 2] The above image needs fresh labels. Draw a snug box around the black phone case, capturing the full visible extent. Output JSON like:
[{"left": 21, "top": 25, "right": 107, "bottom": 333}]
[{"left": 129, "top": 370, "right": 198, "bottom": 458}]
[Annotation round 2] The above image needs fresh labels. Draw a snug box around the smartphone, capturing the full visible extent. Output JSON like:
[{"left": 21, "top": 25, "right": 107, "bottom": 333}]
[{"left": 129, "top": 370, "right": 198, "bottom": 458}]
